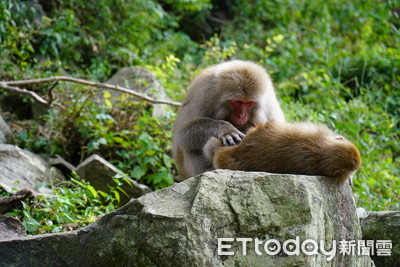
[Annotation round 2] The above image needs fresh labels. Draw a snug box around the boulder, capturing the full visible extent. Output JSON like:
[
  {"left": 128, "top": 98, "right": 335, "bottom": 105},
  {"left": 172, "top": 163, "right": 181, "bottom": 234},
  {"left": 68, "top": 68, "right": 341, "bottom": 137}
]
[
  {"left": 103, "top": 66, "right": 171, "bottom": 118},
  {"left": 47, "top": 155, "right": 75, "bottom": 178},
  {"left": 0, "top": 144, "right": 63, "bottom": 194},
  {"left": 0, "top": 215, "right": 25, "bottom": 241},
  {"left": 75, "top": 154, "right": 151, "bottom": 204},
  {"left": 0, "top": 115, "right": 15, "bottom": 144},
  {"left": 360, "top": 211, "right": 400, "bottom": 267},
  {"left": 0, "top": 170, "right": 374, "bottom": 266}
]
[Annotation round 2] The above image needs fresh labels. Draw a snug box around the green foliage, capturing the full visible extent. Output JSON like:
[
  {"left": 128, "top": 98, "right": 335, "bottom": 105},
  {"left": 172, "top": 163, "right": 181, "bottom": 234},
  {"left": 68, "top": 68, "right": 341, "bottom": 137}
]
[
  {"left": 0, "top": 187, "right": 11, "bottom": 197},
  {"left": 0, "top": 0, "right": 36, "bottom": 71},
  {"left": 0, "top": 0, "right": 200, "bottom": 80},
  {"left": 161, "top": 0, "right": 212, "bottom": 12},
  {"left": 86, "top": 104, "right": 176, "bottom": 190},
  {"left": 6, "top": 177, "right": 118, "bottom": 235},
  {"left": 13, "top": 120, "right": 51, "bottom": 154},
  {"left": 147, "top": 54, "right": 186, "bottom": 100},
  {"left": 201, "top": 35, "right": 238, "bottom": 66},
  {"left": 25, "top": 88, "right": 175, "bottom": 189}
]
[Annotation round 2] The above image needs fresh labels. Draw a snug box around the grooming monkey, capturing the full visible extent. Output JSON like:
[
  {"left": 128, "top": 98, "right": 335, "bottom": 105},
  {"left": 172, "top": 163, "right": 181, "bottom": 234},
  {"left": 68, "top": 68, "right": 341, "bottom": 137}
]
[
  {"left": 204, "top": 121, "right": 361, "bottom": 183},
  {"left": 173, "top": 60, "right": 285, "bottom": 180}
]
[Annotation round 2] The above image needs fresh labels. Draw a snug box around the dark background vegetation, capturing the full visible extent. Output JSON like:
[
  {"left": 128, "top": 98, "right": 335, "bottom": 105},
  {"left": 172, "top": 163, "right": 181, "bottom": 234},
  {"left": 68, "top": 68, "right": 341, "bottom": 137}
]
[{"left": 0, "top": 0, "right": 398, "bottom": 234}]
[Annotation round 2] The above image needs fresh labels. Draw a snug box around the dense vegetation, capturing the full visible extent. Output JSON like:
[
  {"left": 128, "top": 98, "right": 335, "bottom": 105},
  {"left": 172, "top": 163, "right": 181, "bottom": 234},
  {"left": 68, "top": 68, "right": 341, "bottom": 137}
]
[{"left": 0, "top": 0, "right": 398, "bottom": 234}]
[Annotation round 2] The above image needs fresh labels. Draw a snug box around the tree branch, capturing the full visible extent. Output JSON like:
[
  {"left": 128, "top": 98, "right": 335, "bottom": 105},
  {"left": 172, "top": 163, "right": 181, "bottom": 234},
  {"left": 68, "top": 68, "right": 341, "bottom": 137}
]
[
  {"left": 1, "top": 76, "right": 182, "bottom": 107},
  {"left": 0, "top": 82, "right": 49, "bottom": 106}
]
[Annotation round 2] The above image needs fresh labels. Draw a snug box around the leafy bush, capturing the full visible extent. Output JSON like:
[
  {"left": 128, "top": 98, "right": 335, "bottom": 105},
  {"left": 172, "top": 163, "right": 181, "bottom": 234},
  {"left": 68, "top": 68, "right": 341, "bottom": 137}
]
[
  {"left": 6, "top": 177, "right": 118, "bottom": 235},
  {"left": 0, "top": 0, "right": 202, "bottom": 81},
  {"left": 11, "top": 85, "right": 176, "bottom": 190},
  {"left": 84, "top": 98, "right": 176, "bottom": 190}
]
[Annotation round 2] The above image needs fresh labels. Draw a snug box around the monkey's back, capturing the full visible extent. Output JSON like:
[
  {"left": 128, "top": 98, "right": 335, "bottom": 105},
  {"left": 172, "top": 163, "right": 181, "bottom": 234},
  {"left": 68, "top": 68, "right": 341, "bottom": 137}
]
[{"left": 214, "top": 121, "right": 360, "bottom": 180}]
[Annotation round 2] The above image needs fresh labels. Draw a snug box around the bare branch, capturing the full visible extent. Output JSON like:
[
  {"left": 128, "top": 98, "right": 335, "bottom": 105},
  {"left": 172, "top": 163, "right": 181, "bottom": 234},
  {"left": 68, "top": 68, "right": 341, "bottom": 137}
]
[
  {"left": 47, "top": 82, "right": 59, "bottom": 105},
  {"left": 0, "top": 82, "right": 49, "bottom": 106},
  {"left": 4, "top": 76, "right": 182, "bottom": 106}
]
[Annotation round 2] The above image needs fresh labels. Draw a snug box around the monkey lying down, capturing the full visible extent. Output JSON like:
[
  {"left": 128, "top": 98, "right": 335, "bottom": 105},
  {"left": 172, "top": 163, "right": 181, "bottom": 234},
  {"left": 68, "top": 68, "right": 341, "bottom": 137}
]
[{"left": 203, "top": 121, "right": 361, "bottom": 183}]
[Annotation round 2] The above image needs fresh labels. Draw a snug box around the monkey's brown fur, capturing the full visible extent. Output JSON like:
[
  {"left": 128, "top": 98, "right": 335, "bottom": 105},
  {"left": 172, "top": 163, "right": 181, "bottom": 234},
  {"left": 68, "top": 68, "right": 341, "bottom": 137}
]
[
  {"left": 173, "top": 60, "right": 285, "bottom": 180},
  {"left": 207, "top": 121, "right": 361, "bottom": 183}
]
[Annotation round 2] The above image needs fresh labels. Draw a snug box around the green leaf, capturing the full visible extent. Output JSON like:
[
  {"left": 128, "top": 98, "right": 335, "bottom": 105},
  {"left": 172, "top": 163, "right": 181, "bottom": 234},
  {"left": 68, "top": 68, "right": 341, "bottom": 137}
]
[
  {"left": 34, "top": 181, "right": 47, "bottom": 190},
  {"left": 164, "top": 173, "right": 175, "bottom": 185},
  {"left": 112, "top": 190, "right": 120, "bottom": 203},
  {"left": 163, "top": 154, "right": 173, "bottom": 168},
  {"left": 98, "top": 191, "right": 108, "bottom": 198},
  {"left": 51, "top": 226, "right": 63, "bottom": 233},
  {"left": 103, "top": 91, "right": 112, "bottom": 99},
  {"left": 147, "top": 173, "right": 165, "bottom": 184},
  {"left": 23, "top": 218, "right": 40, "bottom": 232},
  {"left": 5, "top": 211, "right": 20, "bottom": 216},
  {"left": 87, "top": 185, "right": 99, "bottom": 198},
  {"left": 105, "top": 99, "right": 112, "bottom": 109},
  {"left": 71, "top": 178, "right": 86, "bottom": 188},
  {"left": 114, "top": 137, "right": 124, "bottom": 144},
  {"left": 132, "top": 165, "right": 146, "bottom": 180},
  {"left": 116, "top": 186, "right": 129, "bottom": 198}
]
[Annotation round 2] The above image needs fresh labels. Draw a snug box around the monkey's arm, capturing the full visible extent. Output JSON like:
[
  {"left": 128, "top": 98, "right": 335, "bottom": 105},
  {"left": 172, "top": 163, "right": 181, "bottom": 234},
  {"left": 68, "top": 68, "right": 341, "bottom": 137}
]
[
  {"left": 203, "top": 137, "right": 242, "bottom": 170},
  {"left": 203, "top": 136, "right": 222, "bottom": 161},
  {"left": 179, "top": 118, "right": 244, "bottom": 152}
]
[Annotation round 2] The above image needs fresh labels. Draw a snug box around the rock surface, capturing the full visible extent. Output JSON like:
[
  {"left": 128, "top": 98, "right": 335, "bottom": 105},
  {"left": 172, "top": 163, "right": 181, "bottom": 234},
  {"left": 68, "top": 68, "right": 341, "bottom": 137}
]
[
  {"left": 360, "top": 211, "right": 400, "bottom": 267},
  {"left": 47, "top": 155, "right": 76, "bottom": 178},
  {"left": 0, "top": 144, "right": 62, "bottom": 194},
  {"left": 0, "top": 116, "right": 14, "bottom": 144},
  {"left": 0, "top": 170, "right": 374, "bottom": 266},
  {"left": 103, "top": 66, "right": 171, "bottom": 118},
  {"left": 0, "top": 215, "right": 25, "bottom": 241},
  {"left": 75, "top": 154, "right": 151, "bottom": 204}
]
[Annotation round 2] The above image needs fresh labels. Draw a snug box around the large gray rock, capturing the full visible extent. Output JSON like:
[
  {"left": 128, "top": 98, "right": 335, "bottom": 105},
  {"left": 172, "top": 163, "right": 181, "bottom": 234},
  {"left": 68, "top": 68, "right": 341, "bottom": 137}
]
[
  {"left": 0, "top": 144, "right": 62, "bottom": 194},
  {"left": 47, "top": 155, "right": 75, "bottom": 178},
  {"left": 75, "top": 154, "right": 151, "bottom": 205},
  {"left": 0, "top": 171, "right": 374, "bottom": 266},
  {"left": 0, "top": 116, "right": 15, "bottom": 144},
  {"left": 360, "top": 211, "right": 400, "bottom": 267},
  {"left": 0, "top": 215, "right": 25, "bottom": 241},
  {"left": 103, "top": 66, "right": 171, "bottom": 118}
]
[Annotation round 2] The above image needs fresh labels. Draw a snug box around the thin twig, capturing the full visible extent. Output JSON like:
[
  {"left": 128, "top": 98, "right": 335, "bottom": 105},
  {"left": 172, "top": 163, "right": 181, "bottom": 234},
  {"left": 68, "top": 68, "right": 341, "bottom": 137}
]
[
  {"left": 3, "top": 76, "right": 181, "bottom": 106},
  {"left": 0, "top": 82, "right": 49, "bottom": 106},
  {"left": 47, "top": 81, "right": 59, "bottom": 105}
]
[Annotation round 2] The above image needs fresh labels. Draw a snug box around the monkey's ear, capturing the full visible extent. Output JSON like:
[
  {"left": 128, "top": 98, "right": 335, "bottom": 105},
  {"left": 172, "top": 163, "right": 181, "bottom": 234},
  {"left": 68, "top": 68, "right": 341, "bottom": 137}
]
[{"left": 335, "top": 135, "right": 345, "bottom": 140}]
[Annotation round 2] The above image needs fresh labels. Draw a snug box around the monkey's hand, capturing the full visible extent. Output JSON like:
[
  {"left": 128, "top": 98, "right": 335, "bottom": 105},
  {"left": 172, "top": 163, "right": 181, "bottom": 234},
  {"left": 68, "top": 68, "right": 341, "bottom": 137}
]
[{"left": 219, "top": 131, "right": 245, "bottom": 146}]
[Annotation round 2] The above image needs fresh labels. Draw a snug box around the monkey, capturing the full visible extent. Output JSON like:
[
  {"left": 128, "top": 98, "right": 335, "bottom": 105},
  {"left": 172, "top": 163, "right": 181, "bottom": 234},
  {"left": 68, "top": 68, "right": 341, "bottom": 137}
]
[
  {"left": 172, "top": 60, "right": 285, "bottom": 180},
  {"left": 203, "top": 121, "right": 361, "bottom": 183}
]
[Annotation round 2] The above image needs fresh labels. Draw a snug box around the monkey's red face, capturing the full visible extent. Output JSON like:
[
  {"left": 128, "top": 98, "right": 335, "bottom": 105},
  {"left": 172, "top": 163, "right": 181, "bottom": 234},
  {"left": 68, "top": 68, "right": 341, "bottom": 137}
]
[{"left": 229, "top": 99, "right": 255, "bottom": 126}]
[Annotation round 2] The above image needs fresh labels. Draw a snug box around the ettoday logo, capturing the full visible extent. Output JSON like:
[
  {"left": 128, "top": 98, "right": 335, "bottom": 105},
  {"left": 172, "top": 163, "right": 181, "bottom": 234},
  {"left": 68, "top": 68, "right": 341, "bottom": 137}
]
[
  {"left": 218, "top": 237, "right": 336, "bottom": 261},
  {"left": 218, "top": 237, "right": 393, "bottom": 261}
]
